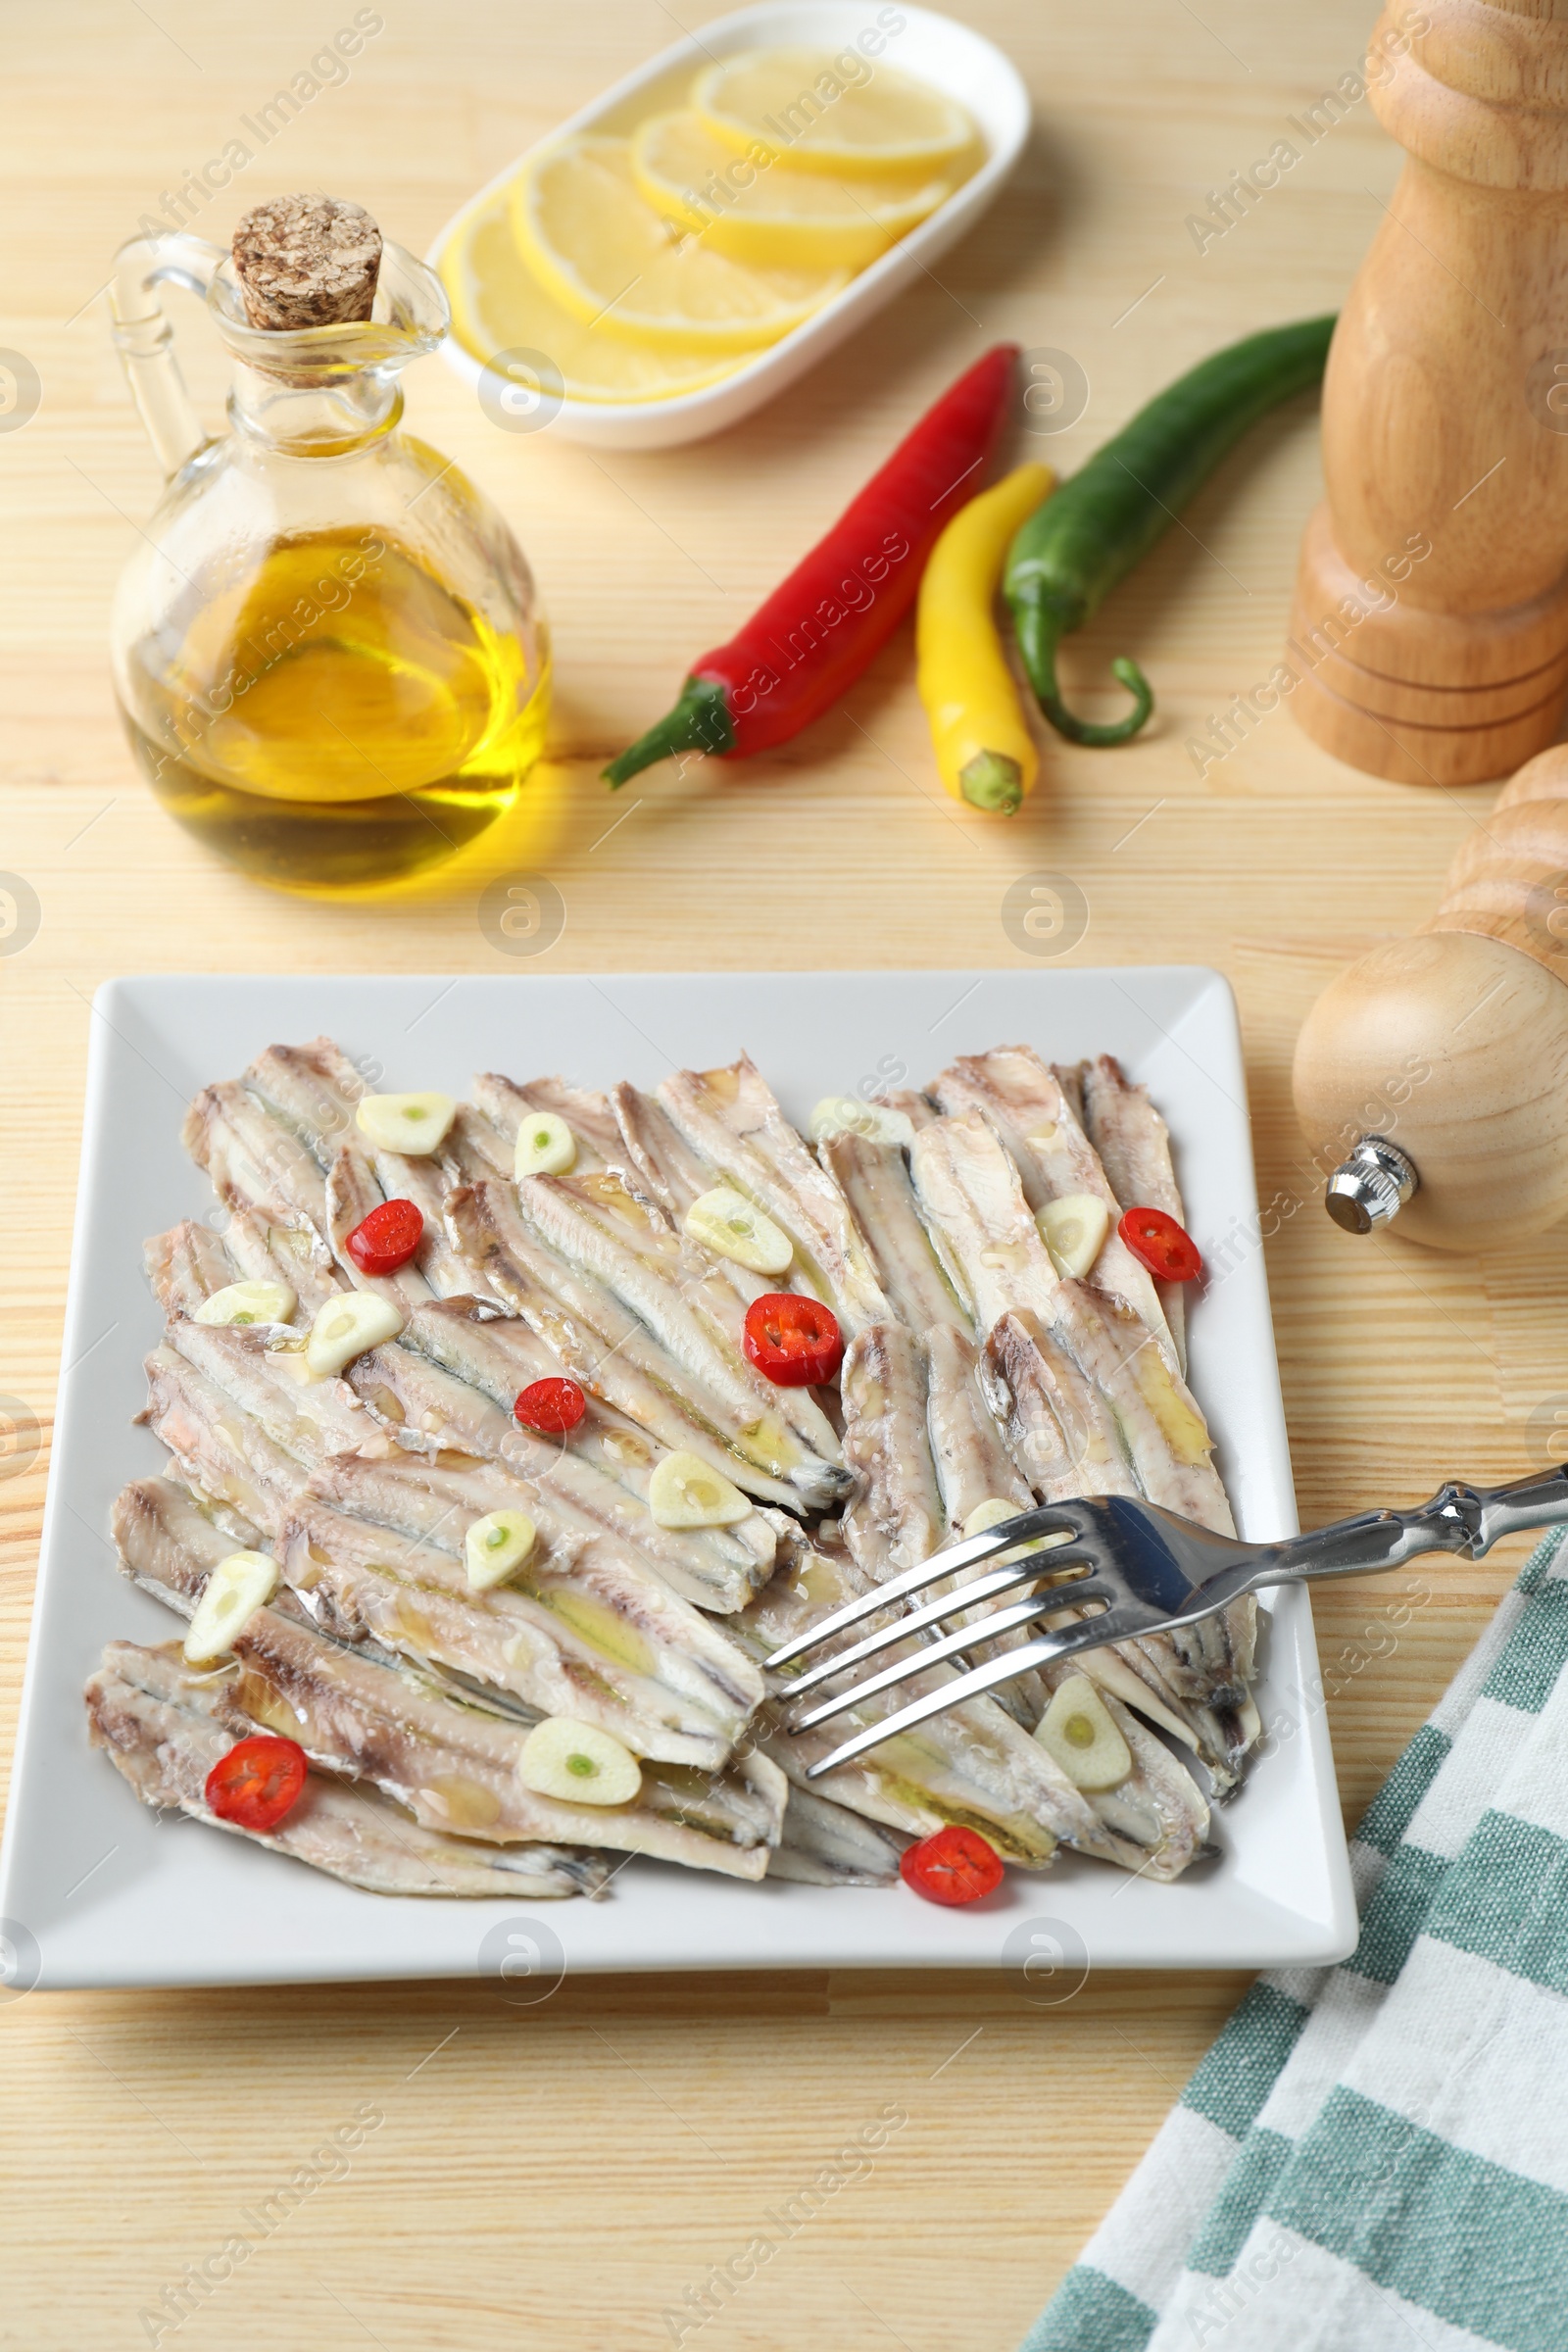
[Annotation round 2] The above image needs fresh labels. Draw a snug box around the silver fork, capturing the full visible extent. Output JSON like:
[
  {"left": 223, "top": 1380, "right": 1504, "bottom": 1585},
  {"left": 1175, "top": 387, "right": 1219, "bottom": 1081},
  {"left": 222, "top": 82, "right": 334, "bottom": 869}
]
[{"left": 766, "top": 1467, "right": 1568, "bottom": 1777}]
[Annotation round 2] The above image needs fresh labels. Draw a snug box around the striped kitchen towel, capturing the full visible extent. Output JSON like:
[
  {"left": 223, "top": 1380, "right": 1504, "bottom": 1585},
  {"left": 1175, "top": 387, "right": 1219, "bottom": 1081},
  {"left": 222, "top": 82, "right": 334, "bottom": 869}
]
[{"left": 1022, "top": 1527, "right": 1568, "bottom": 2352}]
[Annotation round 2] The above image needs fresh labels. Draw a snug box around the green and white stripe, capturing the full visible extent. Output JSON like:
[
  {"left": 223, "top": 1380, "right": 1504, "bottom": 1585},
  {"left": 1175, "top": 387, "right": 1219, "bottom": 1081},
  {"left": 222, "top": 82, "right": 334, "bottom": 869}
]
[{"left": 1022, "top": 1533, "right": 1568, "bottom": 2352}]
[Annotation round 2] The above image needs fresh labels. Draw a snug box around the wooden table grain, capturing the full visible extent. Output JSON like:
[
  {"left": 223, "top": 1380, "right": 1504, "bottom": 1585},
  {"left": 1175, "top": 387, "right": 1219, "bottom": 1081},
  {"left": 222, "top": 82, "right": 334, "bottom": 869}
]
[{"left": 2, "top": 6, "right": 1559, "bottom": 2347}]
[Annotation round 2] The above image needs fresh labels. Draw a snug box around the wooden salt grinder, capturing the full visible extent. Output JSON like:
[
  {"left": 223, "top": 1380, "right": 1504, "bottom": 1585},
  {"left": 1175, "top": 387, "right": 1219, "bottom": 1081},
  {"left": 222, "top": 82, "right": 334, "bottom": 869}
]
[
  {"left": 1289, "top": 1, "right": 1568, "bottom": 786},
  {"left": 1294, "top": 745, "right": 1568, "bottom": 1247}
]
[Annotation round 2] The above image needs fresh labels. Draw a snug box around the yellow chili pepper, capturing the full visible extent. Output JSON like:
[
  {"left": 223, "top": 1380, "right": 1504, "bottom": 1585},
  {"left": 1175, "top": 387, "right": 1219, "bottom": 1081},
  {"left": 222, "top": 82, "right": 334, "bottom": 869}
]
[{"left": 916, "top": 460, "right": 1054, "bottom": 815}]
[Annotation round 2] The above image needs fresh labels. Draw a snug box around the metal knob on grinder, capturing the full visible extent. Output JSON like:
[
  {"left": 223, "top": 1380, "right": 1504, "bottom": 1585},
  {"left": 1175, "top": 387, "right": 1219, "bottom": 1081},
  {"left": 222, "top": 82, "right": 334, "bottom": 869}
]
[
  {"left": 1324, "top": 1137, "right": 1418, "bottom": 1235},
  {"left": 1293, "top": 748, "right": 1568, "bottom": 1251}
]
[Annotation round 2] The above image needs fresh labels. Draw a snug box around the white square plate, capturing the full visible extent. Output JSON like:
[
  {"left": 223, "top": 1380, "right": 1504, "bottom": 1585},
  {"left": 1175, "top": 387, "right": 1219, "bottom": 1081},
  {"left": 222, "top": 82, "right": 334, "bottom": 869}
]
[{"left": 0, "top": 969, "right": 1356, "bottom": 1989}]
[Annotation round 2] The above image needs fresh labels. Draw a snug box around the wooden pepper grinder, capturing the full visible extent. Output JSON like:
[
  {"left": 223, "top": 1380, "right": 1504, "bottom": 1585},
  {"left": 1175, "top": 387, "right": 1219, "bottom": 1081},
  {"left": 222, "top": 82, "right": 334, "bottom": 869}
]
[
  {"left": 1294, "top": 744, "right": 1568, "bottom": 1247},
  {"left": 1289, "top": 1, "right": 1568, "bottom": 786}
]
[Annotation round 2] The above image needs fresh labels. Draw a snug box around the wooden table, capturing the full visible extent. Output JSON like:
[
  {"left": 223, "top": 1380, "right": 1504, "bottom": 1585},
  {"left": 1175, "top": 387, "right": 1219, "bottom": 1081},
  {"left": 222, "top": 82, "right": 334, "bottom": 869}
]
[{"left": 3, "top": 5, "right": 1558, "bottom": 2345}]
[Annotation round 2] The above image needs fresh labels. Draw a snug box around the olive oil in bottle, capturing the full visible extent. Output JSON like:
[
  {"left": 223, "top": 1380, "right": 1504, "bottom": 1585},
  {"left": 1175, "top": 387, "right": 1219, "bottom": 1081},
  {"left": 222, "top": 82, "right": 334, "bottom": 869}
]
[
  {"left": 122, "top": 527, "right": 550, "bottom": 894},
  {"left": 107, "top": 206, "right": 549, "bottom": 894}
]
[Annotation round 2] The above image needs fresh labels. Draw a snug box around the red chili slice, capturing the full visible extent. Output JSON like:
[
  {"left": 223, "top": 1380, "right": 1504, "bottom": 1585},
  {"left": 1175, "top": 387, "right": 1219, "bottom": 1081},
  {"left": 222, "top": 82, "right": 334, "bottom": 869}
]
[
  {"left": 900, "top": 1825, "right": 1004, "bottom": 1907},
  {"left": 743, "top": 1293, "right": 844, "bottom": 1387},
  {"left": 514, "top": 1376, "right": 586, "bottom": 1434},
  {"left": 205, "top": 1735, "right": 308, "bottom": 1834},
  {"left": 1117, "top": 1205, "right": 1203, "bottom": 1284},
  {"left": 344, "top": 1198, "right": 424, "bottom": 1276}
]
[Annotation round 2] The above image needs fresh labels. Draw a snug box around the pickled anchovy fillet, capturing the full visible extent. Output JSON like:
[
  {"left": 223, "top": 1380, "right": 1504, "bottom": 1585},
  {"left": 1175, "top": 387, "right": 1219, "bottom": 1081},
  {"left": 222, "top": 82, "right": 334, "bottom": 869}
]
[
  {"left": 930, "top": 1048, "right": 1176, "bottom": 1369},
  {"left": 870, "top": 1087, "right": 938, "bottom": 1131},
  {"left": 979, "top": 1308, "right": 1135, "bottom": 1503},
  {"left": 764, "top": 1761, "right": 907, "bottom": 1886},
  {"left": 222, "top": 1205, "right": 348, "bottom": 1315},
  {"left": 346, "top": 1336, "right": 773, "bottom": 1614},
  {"left": 833, "top": 1340, "right": 1211, "bottom": 1877},
  {"left": 144, "top": 1219, "right": 237, "bottom": 1320},
  {"left": 402, "top": 1289, "right": 780, "bottom": 1599},
  {"left": 920, "top": 1328, "right": 1210, "bottom": 1862},
  {"left": 244, "top": 1041, "right": 476, "bottom": 1301},
  {"left": 323, "top": 1143, "right": 452, "bottom": 1314},
  {"left": 120, "top": 1471, "right": 747, "bottom": 1774},
  {"left": 840, "top": 1326, "right": 946, "bottom": 1583},
  {"left": 820, "top": 1132, "right": 967, "bottom": 1335},
  {"left": 611, "top": 1082, "right": 774, "bottom": 1310},
  {"left": 184, "top": 1079, "right": 334, "bottom": 1235},
  {"left": 1076, "top": 1054, "right": 1188, "bottom": 1372},
  {"left": 611, "top": 1083, "right": 725, "bottom": 1223},
  {"left": 1052, "top": 1281, "right": 1233, "bottom": 1536},
  {"left": 111, "top": 1481, "right": 783, "bottom": 1876},
  {"left": 441, "top": 1102, "right": 516, "bottom": 1184},
  {"left": 476, "top": 1073, "right": 625, "bottom": 1171},
  {"left": 243, "top": 1036, "right": 365, "bottom": 1163},
  {"left": 657, "top": 1055, "right": 893, "bottom": 1338},
  {"left": 176, "top": 1081, "right": 788, "bottom": 1605},
  {"left": 979, "top": 1313, "right": 1252, "bottom": 1782},
  {"left": 977, "top": 1310, "right": 1247, "bottom": 1781},
  {"left": 142, "top": 1344, "right": 763, "bottom": 1763},
  {"left": 908, "top": 1112, "right": 1061, "bottom": 1331},
  {"left": 1052, "top": 1062, "right": 1086, "bottom": 1127},
  {"left": 143, "top": 1344, "right": 301, "bottom": 1535},
  {"left": 906, "top": 1115, "right": 1250, "bottom": 1715},
  {"left": 737, "top": 1552, "right": 1152, "bottom": 1873},
  {"left": 446, "top": 1178, "right": 848, "bottom": 1511},
  {"left": 922, "top": 1321, "right": 1050, "bottom": 1725},
  {"left": 511, "top": 1166, "right": 844, "bottom": 1481},
  {"left": 167, "top": 1315, "right": 426, "bottom": 1465},
  {"left": 87, "top": 1642, "right": 607, "bottom": 1899}
]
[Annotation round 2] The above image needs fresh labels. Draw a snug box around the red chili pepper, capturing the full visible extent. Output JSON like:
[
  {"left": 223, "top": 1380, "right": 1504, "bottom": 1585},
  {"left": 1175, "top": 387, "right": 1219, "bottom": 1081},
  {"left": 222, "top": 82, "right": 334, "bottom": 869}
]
[
  {"left": 344, "top": 1198, "right": 424, "bottom": 1276},
  {"left": 899, "top": 1824, "right": 1004, "bottom": 1906},
  {"left": 743, "top": 1293, "right": 844, "bottom": 1387},
  {"left": 604, "top": 344, "right": 1020, "bottom": 787},
  {"left": 515, "top": 1376, "right": 587, "bottom": 1434},
  {"left": 1117, "top": 1205, "right": 1203, "bottom": 1283},
  {"left": 205, "top": 1734, "right": 308, "bottom": 1834}
]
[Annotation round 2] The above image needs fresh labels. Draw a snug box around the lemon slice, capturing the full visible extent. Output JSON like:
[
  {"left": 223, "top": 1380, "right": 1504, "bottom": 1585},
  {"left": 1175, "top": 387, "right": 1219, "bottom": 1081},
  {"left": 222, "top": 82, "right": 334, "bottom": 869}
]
[
  {"left": 692, "top": 50, "right": 977, "bottom": 176},
  {"left": 440, "top": 195, "right": 748, "bottom": 404},
  {"left": 512, "top": 137, "right": 849, "bottom": 350},
  {"left": 632, "top": 110, "right": 956, "bottom": 270}
]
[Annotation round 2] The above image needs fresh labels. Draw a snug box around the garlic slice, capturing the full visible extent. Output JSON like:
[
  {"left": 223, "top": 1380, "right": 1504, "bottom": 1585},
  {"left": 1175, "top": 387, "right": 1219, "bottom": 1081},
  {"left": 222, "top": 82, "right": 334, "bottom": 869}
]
[
  {"left": 684, "top": 1186, "right": 794, "bottom": 1275},
  {"left": 514, "top": 1111, "right": 576, "bottom": 1179},
  {"left": 808, "top": 1096, "right": 915, "bottom": 1148},
  {"left": 466, "top": 1508, "right": 537, "bottom": 1591},
  {"left": 193, "top": 1278, "right": 297, "bottom": 1328},
  {"left": 183, "top": 1549, "right": 278, "bottom": 1665},
  {"left": 962, "top": 1494, "right": 1070, "bottom": 1568},
  {"left": 1038, "top": 1193, "right": 1109, "bottom": 1280},
  {"left": 1035, "top": 1676, "right": 1133, "bottom": 1790},
  {"left": 355, "top": 1090, "right": 455, "bottom": 1155},
  {"left": 305, "top": 1290, "right": 406, "bottom": 1378},
  {"left": 648, "top": 1448, "right": 751, "bottom": 1529},
  {"left": 516, "top": 1717, "right": 642, "bottom": 1806}
]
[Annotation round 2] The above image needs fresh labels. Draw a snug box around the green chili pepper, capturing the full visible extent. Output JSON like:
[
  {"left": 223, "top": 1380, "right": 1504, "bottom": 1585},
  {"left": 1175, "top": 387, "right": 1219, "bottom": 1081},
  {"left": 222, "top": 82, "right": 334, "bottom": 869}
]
[{"left": 1004, "top": 314, "right": 1337, "bottom": 747}]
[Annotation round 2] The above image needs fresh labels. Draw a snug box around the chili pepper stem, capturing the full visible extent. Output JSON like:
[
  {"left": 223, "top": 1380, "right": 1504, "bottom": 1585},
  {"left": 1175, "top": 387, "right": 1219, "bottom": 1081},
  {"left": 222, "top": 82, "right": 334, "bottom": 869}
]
[
  {"left": 1012, "top": 595, "right": 1155, "bottom": 748},
  {"left": 957, "top": 750, "right": 1024, "bottom": 814},
  {"left": 602, "top": 676, "right": 735, "bottom": 788}
]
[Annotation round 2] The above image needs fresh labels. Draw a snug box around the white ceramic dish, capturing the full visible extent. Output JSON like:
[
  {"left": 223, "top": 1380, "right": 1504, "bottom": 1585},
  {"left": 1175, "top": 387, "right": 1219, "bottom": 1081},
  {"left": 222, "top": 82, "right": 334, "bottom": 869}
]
[
  {"left": 0, "top": 968, "right": 1356, "bottom": 1991},
  {"left": 429, "top": 2, "right": 1032, "bottom": 449}
]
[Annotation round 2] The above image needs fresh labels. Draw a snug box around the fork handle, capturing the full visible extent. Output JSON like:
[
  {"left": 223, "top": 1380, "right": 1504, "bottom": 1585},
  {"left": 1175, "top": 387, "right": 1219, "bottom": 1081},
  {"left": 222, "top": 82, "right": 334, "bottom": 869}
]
[{"left": 1250, "top": 1463, "right": 1568, "bottom": 1590}]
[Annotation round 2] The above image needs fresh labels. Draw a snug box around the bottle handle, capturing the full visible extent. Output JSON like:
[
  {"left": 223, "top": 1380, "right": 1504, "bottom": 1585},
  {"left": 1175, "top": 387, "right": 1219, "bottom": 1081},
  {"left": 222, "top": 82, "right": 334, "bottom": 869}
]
[{"left": 109, "top": 234, "right": 226, "bottom": 480}]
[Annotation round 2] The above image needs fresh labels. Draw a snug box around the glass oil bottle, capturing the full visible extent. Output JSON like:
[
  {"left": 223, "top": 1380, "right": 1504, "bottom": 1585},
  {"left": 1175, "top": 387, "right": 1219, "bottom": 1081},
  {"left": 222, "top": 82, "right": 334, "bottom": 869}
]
[{"left": 107, "top": 217, "right": 549, "bottom": 893}]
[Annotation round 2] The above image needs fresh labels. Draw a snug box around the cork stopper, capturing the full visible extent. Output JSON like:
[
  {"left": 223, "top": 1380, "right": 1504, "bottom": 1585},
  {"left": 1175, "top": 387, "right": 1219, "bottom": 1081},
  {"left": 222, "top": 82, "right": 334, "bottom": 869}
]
[{"left": 231, "top": 194, "right": 382, "bottom": 331}]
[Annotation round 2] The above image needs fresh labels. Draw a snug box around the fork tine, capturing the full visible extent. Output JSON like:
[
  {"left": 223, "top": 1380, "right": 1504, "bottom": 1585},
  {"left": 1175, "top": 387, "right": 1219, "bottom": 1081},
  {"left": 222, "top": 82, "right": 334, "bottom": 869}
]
[
  {"left": 802, "top": 1609, "right": 1147, "bottom": 1778},
  {"left": 789, "top": 1586, "right": 1113, "bottom": 1731},
  {"left": 763, "top": 1502, "right": 1088, "bottom": 1669},
  {"left": 782, "top": 1553, "right": 1095, "bottom": 1698}
]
